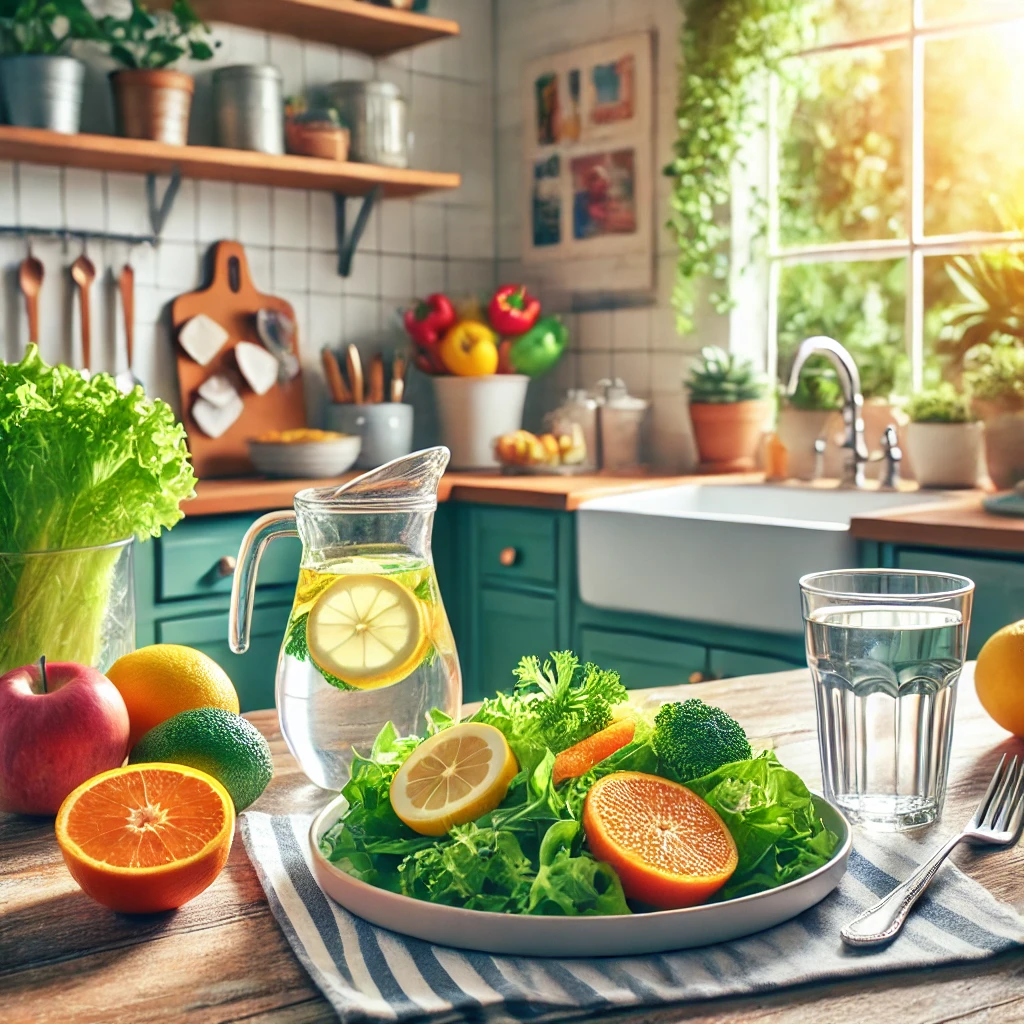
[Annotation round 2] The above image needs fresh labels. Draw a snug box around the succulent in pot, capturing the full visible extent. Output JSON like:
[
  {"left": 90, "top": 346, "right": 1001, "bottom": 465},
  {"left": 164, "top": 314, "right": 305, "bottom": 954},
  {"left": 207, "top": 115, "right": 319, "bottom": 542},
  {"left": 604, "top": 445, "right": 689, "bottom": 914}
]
[
  {"left": 963, "top": 342, "right": 1024, "bottom": 489},
  {"left": 685, "top": 346, "right": 770, "bottom": 471},
  {"left": 0, "top": 0, "right": 98, "bottom": 133},
  {"left": 98, "top": 0, "right": 217, "bottom": 146},
  {"left": 904, "top": 383, "right": 984, "bottom": 489}
]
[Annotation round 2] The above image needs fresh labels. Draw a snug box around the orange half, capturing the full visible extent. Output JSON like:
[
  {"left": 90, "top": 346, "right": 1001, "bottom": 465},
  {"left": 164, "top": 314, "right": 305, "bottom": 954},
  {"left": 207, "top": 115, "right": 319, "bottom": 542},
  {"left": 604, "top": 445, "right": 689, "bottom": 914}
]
[
  {"left": 55, "top": 763, "right": 235, "bottom": 913},
  {"left": 583, "top": 771, "right": 738, "bottom": 909}
]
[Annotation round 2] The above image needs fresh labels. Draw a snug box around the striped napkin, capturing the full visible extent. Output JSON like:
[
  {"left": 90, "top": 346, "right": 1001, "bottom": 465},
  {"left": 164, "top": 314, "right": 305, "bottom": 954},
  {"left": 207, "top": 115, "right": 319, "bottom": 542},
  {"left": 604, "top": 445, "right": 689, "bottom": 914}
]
[{"left": 241, "top": 812, "right": 1024, "bottom": 1024}]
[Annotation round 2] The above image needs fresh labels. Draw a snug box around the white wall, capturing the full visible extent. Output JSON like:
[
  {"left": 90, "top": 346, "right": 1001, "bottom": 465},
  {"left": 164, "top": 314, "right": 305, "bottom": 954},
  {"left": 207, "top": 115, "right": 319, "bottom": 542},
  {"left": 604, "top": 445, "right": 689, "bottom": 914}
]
[
  {"left": 0, "top": 0, "right": 495, "bottom": 448},
  {"left": 494, "top": 0, "right": 726, "bottom": 471}
]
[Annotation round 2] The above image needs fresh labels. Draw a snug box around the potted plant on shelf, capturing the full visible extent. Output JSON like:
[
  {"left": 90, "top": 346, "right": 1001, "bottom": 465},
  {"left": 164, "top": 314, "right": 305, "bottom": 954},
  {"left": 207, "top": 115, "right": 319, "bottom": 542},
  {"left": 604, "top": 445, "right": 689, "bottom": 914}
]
[
  {"left": 0, "top": 0, "right": 97, "bottom": 133},
  {"left": 904, "top": 382, "right": 985, "bottom": 489},
  {"left": 97, "top": 0, "right": 216, "bottom": 146},
  {"left": 963, "top": 342, "right": 1024, "bottom": 490},
  {"left": 685, "top": 347, "right": 770, "bottom": 472}
]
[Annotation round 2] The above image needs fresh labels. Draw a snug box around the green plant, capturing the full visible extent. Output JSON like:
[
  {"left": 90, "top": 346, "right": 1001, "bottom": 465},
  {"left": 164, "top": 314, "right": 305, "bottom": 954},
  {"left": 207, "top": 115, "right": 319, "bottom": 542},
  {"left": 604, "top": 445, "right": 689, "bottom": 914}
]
[
  {"left": 786, "top": 362, "right": 843, "bottom": 411},
  {"left": 686, "top": 346, "right": 768, "bottom": 403},
  {"left": 99, "top": 0, "right": 215, "bottom": 70},
  {"left": 0, "top": 0, "right": 97, "bottom": 55},
  {"left": 906, "top": 383, "right": 974, "bottom": 424},
  {"left": 664, "top": 0, "right": 816, "bottom": 333},
  {"left": 963, "top": 342, "right": 1024, "bottom": 411}
]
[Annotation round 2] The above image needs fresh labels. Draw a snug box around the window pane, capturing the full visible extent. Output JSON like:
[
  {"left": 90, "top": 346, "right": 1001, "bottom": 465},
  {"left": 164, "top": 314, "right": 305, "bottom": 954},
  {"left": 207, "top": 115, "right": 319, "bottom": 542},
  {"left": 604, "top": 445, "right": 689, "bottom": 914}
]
[
  {"left": 778, "top": 45, "right": 908, "bottom": 247},
  {"left": 924, "top": 1, "right": 1024, "bottom": 26},
  {"left": 924, "top": 248, "right": 1024, "bottom": 377},
  {"left": 809, "top": 0, "right": 909, "bottom": 47},
  {"left": 924, "top": 24, "right": 1024, "bottom": 236},
  {"left": 778, "top": 259, "right": 908, "bottom": 399}
]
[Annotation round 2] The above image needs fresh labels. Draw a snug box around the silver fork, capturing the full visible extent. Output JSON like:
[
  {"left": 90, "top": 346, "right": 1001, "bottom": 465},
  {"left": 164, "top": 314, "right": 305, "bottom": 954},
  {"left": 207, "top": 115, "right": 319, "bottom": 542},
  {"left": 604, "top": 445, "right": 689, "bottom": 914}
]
[{"left": 841, "top": 754, "right": 1024, "bottom": 947}]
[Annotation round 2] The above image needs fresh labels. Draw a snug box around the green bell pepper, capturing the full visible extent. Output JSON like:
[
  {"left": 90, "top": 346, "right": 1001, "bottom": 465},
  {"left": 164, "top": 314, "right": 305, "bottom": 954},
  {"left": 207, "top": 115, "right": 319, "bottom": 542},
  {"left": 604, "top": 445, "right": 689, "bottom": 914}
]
[{"left": 509, "top": 316, "right": 568, "bottom": 377}]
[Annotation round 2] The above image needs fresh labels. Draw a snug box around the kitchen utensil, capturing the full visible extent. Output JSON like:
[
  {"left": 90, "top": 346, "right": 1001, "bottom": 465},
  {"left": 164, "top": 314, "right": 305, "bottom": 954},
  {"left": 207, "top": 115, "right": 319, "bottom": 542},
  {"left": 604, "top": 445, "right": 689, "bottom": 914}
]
[
  {"left": 346, "top": 344, "right": 364, "bottom": 405},
  {"left": 321, "top": 347, "right": 351, "bottom": 404},
  {"left": 256, "top": 308, "right": 301, "bottom": 381},
  {"left": 841, "top": 754, "right": 1024, "bottom": 947},
  {"left": 801, "top": 569, "right": 974, "bottom": 831},
  {"left": 247, "top": 435, "right": 361, "bottom": 479},
  {"left": 214, "top": 65, "right": 284, "bottom": 155},
  {"left": 229, "top": 447, "right": 460, "bottom": 789},
  {"left": 597, "top": 378, "right": 648, "bottom": 471},
  {"left": 172, "top": 241, "right": 304, "bottom": 478},
  {"left": 69, "top": 252, "right": 96, "bottom": 372},
  {"left": 368, "top": 352, "right": 385, "bottom": 403},
  {"left": 324, "top": 80, "right": 409, "bottom": 168},
  {"left": 18, "top": 251, "right": 43, "bottom": 345},
  {"left": 308, "top": 790, "right": 852, "bottom": 956},
  {"left": 115, "top": 263, "right": 142, "bottom": 393},
  {"left": 390, "top": 353, "right": 406, "bottom": 403},
  {"left": 326, "top": 403, "right": 414, "bottom": 469}
]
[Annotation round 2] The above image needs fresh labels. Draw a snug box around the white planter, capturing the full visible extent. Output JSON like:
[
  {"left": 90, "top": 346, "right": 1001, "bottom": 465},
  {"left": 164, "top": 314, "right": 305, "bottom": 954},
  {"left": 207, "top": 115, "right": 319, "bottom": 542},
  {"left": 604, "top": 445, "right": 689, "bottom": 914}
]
[
  {"left": 905, "top": 421, "right": 986, "bottom": 489},
  {"left": 432, "top": 375, "right": 530, "bottom": 469},
  {"left": 978, "top": 407, "right": 1024, "bottom": 490}
]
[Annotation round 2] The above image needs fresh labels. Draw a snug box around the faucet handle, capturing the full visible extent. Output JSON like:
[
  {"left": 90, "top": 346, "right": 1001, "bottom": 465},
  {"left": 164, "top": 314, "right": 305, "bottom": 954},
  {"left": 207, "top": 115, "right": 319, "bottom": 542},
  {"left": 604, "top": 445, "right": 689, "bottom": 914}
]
[{"left": 872, "top": 425, "right": 902, "bottom": 489}]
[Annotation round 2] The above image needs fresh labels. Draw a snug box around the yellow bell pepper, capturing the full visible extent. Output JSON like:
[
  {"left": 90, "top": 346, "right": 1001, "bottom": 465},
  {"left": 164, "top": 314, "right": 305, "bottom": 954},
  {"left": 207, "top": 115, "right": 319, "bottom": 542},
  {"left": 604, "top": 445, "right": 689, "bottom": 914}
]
[{"left": 439, "top": 320, "right": 499, "bottom": 376}]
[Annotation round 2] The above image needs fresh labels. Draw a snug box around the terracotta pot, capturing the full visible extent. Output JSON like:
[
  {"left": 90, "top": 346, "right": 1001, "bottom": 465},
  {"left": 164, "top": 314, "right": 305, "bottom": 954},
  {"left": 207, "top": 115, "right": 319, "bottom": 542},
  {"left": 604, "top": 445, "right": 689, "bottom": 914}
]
[
  {"left": 975, "top": 401, "right": 1024, "bottom": 489},
  {"left": 688, "top": 399, "right": 770, "bottom": 471},
  {"left": 905, "top": 421, "right": 986, "bottom": 489},
  {"left": 111, "top": 69, "right": 194, "bottom": 146}
]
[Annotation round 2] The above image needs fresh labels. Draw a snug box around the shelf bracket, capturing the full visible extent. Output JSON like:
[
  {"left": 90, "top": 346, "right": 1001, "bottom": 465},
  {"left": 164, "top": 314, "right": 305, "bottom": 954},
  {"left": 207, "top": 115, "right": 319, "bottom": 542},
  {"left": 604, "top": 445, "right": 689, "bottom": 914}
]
[
  {"left": 146, "top": 168, "right": 182, "bottom": 240},
  {"left": 334, "top": 186, "right": 382, "bottom": 277}
]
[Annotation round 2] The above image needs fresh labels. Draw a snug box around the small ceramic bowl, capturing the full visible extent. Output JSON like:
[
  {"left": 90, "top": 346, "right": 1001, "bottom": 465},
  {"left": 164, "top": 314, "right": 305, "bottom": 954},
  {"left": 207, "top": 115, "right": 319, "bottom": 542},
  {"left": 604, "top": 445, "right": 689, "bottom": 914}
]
[{"left": 247, "top": 434, "right": 361, "bottom": 478}]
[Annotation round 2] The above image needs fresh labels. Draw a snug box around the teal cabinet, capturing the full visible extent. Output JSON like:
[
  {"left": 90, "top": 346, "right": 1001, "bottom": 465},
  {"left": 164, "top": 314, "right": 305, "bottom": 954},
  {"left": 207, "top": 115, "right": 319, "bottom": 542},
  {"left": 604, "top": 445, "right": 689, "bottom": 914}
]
[
  {"left": 579, "top": 628, "right": 704, "bottom": 689},
  {"left": 707, "top": 647, "right": 802, "bottom": 679}
]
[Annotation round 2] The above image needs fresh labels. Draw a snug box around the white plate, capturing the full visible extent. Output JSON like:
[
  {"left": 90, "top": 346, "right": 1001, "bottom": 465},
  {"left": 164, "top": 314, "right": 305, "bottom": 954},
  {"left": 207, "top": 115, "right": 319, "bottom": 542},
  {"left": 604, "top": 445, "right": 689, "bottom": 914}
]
[{"left": 308, "top": 792, "right": 852, "bottom": 957}]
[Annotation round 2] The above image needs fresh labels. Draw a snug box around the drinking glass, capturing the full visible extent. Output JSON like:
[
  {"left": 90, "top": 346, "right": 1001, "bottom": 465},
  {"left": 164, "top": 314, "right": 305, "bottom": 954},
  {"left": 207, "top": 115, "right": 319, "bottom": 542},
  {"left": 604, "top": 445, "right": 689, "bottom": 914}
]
[{"left": 800, "top": 569, "right": 974, "bottom": 831}]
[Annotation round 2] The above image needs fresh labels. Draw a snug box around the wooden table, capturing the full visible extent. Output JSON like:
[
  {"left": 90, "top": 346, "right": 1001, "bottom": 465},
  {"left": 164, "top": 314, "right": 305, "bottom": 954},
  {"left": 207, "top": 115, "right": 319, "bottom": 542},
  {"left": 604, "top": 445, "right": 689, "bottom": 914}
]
[{"left": 4, "top": 667, "right": 1024, "bottom": 1023}]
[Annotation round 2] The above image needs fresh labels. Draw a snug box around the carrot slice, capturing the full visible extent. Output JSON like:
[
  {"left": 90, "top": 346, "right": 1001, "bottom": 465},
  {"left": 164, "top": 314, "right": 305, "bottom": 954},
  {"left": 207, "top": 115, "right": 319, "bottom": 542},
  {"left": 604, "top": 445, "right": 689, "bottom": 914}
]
[{"left": 552, "top": 716, "right": 636, "bottom": 785}]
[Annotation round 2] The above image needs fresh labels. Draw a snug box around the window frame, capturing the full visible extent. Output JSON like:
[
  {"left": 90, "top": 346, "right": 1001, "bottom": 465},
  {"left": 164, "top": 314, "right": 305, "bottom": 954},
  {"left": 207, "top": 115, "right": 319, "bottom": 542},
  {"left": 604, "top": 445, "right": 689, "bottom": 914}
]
[{"left": 765, "top": 0, "right": 1024, "bottom": 390}]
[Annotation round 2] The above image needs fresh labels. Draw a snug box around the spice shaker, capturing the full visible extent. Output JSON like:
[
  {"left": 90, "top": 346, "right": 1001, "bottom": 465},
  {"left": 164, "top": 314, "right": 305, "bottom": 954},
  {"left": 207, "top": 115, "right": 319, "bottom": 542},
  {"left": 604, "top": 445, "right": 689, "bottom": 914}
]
[{"left": 597, "top": 378, "right": 648, "bottom": 471}]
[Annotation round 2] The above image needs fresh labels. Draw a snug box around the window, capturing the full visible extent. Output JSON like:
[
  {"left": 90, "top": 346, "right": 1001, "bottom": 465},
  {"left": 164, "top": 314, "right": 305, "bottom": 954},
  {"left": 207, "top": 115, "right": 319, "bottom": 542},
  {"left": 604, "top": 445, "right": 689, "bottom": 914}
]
[{"left": 767, "top": 0, "right": 1024, "bottom": 395}]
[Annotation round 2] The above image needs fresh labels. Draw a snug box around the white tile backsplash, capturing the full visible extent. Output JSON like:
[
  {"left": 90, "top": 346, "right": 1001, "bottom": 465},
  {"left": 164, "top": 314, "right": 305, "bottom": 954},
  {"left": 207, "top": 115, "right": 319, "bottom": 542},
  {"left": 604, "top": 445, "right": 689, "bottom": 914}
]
[
  {"left": 196, "top": 181, "right": 236, "bottom": 244},
  {"left": 272, "top": 188, "right": 309, "bottom": 250}
]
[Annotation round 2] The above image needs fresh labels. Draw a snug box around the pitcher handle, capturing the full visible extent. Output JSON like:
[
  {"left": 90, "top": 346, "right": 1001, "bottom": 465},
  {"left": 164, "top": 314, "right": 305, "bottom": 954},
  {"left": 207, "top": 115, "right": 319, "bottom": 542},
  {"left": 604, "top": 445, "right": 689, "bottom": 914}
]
[{"left": 230, "top": 511, "right": 298, "bottom": 654}]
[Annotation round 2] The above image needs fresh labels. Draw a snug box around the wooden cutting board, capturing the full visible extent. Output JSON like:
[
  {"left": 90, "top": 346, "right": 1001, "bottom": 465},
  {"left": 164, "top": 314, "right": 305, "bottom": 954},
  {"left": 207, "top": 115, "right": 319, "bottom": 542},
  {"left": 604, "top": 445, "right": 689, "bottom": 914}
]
[{"left": 173, "top": 241, "right": 306, "bottom": 478}]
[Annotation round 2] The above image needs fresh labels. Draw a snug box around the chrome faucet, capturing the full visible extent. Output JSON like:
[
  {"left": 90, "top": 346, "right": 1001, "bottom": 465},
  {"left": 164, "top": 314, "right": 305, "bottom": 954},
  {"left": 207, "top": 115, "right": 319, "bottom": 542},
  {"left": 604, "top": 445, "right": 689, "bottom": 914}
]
[{"left": 787, "top": 336, "right": 869, "bottom": 488}]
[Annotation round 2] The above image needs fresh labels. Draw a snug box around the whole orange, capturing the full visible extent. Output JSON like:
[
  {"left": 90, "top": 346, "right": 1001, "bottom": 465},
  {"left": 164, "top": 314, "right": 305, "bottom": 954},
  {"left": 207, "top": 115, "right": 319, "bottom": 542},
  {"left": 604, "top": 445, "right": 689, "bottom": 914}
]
[{"left": 975, "top": 620, "right": 1024, "bottom": 736}]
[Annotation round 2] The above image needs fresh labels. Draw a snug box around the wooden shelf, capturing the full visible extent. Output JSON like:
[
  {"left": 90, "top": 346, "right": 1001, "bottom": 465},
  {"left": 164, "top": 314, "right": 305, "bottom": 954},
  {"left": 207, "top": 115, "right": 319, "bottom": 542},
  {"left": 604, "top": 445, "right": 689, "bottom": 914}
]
[
  {"left": 0, "top": 126, "right": 461, "bottom": 198},
  {"left": 155, "top": 0, "right": 459, "bottom": 56}
]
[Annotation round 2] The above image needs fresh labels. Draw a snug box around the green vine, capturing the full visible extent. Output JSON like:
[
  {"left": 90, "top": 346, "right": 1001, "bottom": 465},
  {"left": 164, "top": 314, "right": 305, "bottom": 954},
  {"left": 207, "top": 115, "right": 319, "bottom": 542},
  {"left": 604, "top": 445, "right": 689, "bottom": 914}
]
[{"left": 664, "top": 0, "right": 816, "bottom": 333}]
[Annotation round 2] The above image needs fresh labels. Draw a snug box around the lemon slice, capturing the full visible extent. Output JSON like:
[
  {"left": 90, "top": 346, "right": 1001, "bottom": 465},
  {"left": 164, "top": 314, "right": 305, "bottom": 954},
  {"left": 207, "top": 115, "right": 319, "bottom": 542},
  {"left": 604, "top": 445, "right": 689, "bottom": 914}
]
[
  {"left": 390, "top": 723, "right": 519, "bottom": 836},
  {"left": 307, "top": 574, "right": 428, "bottom": 690}
]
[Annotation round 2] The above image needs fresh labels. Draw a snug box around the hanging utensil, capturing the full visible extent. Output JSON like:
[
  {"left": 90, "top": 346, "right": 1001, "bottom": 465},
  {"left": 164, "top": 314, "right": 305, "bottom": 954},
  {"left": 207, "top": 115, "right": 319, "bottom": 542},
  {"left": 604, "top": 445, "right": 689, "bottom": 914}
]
[
  {"left": 390, "top": 353, "right": 406, "bottom": 403},
  {"left": 346, "top": 343, "right": 364, "bottom": 405},
  {"left": 321, "top": 346, "right": 351, "bottom": 404},
  {"left": 256, "top": 308, "right": 301, "bottom": 382},
  {"left": 115, "top": 263, "right": 142, "bottom": 393},
  {"left": 368, "top": 352, "right": 385, "bottom": 404},
  {"left": 69, "top": 252, "right": 96, "bottom": 373},
  {"left": 18, "top": 247, "right": 44, "bottom": 347}
]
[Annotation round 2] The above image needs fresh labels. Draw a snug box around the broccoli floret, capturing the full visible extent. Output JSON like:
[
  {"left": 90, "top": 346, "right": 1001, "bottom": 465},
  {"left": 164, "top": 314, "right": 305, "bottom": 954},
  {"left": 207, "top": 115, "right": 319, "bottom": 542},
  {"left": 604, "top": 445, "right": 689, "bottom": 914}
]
[{"left": 653, "top": 699, "right": 752, "bottom": 783}]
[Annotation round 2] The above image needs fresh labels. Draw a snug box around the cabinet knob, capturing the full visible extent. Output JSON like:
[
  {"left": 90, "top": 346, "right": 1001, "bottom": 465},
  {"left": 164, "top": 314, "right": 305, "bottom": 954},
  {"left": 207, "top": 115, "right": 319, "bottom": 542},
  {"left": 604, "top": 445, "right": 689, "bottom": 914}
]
[
  {"left": 688, "top": 671, "right": 705, "bottom": 684},
  {"left": 498, "top": 546, "right": 518, "bottom": 567},
  {"left": 216, "top": 555, "right": 237, "bottom": 577}
]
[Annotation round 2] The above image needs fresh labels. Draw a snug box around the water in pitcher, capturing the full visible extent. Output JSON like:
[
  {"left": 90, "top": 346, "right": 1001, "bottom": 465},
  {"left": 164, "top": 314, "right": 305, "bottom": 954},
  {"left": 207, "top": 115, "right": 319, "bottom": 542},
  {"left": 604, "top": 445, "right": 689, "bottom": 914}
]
[
  {"left": 806, "top": 604, "right": 965, "bottom": 830},
  {"left": 277, "top": 547, "right": 460, "bottom": 791}
]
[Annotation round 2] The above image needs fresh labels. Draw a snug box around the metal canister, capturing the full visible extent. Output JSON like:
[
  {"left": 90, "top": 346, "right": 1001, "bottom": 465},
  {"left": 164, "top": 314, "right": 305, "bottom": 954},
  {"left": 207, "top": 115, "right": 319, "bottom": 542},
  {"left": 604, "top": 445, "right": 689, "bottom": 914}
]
[
  {"left": 325, "top": 80, "right": 408, "bottom": 168},
  {"left": 0, "top": 55, "right": 84, "bottom": 134},
  {"left": 213, "top": 65, "right": 284, "bottom": 155}
]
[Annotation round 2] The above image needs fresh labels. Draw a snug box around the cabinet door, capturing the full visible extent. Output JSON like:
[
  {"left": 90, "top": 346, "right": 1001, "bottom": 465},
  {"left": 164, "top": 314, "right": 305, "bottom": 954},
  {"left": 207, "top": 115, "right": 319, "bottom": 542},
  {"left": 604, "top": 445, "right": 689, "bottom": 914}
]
[
  {"left": 473, "top": 507, "right": 560, "bottom": 590},
  {"left": 708, "top": 647, "right": 803, "bottom": 680},
  {"left": 895, "top": 549, "right": 1024, "bottom": 657},
  {"left": 578, "top": 628, "right": 706, "bottom": 690},
  {"left": 473, "top": 588, "right": 558, "bottom": 703},
  {"left": 157, "top": 604, "right": 290, "bottom": 712}
]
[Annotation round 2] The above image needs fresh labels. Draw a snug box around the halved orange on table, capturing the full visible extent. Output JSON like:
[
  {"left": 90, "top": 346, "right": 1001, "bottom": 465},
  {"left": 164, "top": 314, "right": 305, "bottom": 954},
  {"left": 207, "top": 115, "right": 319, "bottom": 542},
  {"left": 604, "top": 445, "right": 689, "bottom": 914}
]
[
  {"left": 55, "top": 763, "right": 235, "bottom": 913},
  {"left": 583, "top": 771, "right": 738, "bottom": 909}
]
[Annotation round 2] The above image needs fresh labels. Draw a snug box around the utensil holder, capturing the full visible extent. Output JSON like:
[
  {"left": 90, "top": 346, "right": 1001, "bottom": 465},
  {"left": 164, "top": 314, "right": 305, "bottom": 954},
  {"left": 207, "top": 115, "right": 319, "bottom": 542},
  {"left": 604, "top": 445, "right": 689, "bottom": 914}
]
[{"left": 326, "top": 403, "right": 414, "bottom": 469}]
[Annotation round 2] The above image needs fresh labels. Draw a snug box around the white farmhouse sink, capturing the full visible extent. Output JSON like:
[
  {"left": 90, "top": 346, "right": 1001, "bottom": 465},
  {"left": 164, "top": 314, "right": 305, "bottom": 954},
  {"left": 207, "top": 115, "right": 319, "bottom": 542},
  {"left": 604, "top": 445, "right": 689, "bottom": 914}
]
[{"left": 577, "top": 484, "right": 945, "bottom": 635}]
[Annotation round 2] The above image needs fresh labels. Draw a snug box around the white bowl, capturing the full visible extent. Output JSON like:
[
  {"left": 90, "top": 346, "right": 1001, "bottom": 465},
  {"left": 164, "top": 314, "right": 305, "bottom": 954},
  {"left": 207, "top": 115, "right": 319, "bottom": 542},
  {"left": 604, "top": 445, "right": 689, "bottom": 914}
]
[
  {"left": 308, "top": 792, "right": 852, "bottom": 957},
  {"left": 248, "top": 435, "right": 361, "bottom": 478}
]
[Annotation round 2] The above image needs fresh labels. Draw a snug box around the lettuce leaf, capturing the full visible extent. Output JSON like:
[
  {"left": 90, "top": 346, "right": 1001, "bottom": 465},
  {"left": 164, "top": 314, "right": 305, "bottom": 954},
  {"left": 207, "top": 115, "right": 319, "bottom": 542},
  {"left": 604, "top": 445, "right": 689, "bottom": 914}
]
[{"left": 686, "top": 752, "right": 839, "bottom": 900}]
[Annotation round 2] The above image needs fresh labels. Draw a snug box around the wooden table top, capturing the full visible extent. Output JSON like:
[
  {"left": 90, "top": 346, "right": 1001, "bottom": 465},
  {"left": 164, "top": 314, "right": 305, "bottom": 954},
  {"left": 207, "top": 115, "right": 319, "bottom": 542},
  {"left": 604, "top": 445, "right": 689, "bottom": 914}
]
[{"left": 4, "top": 667, "right": 1023, "bottom": 1023}]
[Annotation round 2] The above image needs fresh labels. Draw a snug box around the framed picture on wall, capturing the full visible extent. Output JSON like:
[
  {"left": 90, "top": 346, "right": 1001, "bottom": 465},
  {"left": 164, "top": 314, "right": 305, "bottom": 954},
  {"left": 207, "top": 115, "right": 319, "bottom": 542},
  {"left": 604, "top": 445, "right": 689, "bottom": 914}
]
[{"left": 521, "top": 32, "right": 654, "bottom": 293}]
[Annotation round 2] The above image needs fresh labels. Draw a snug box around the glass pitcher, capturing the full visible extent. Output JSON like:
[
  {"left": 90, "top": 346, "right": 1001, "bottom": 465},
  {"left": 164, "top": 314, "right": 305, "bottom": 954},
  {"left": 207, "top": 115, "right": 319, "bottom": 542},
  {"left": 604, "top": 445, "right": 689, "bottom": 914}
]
[{"left": 229, "top": 447, "right": 461, "bottom": 790}]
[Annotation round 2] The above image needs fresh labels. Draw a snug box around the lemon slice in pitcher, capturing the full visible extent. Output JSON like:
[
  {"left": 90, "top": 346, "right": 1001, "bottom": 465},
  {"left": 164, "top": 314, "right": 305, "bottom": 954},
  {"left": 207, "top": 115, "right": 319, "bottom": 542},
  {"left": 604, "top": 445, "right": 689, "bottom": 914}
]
[
  {"left": 390, "top": 723, "right": 519, "bottom": 836},
  {"left": 307, "top": 575, "right": 429, "bottom": 689}
]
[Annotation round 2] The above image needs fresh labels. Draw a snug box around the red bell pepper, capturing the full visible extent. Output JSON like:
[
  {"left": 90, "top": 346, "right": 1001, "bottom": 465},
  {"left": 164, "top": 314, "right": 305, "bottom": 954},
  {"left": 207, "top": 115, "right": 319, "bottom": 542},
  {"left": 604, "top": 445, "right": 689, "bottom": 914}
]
[
  {"left": 488, "top": 285, "right": 541, "bottom": 337},
  {"left": 403, "top": 293, "right": 456, "bottom": 348}
]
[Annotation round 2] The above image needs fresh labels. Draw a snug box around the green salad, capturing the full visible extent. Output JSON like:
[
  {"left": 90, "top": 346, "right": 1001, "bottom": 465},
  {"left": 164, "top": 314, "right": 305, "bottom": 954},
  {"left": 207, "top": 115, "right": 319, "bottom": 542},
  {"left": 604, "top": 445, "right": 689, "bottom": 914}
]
[{"left": 319, "top": 651, "right": 838, "bottom": 915}]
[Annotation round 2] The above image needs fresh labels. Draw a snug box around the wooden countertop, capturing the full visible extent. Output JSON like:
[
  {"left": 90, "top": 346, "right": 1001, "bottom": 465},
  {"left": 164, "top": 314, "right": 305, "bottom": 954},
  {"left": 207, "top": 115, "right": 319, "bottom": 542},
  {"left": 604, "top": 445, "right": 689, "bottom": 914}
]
[{"left": 4, "top": 666, "right": 1023, "bottom": 1023}]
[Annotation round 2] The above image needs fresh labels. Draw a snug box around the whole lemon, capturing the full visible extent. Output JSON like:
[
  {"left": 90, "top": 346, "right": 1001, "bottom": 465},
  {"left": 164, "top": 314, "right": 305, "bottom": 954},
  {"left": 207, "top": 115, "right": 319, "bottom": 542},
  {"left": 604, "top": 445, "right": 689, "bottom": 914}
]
[
  {"left": 106, "top": 644, "right": 239, "bottom": 747},
  {"left": 975, "top": 620, "right": 1024, "bottom": 736}
]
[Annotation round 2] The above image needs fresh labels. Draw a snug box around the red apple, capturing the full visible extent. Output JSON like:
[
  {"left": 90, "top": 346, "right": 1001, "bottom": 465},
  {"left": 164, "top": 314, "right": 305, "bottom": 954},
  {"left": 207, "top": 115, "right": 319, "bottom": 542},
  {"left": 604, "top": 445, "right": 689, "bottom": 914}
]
[{"left": 0, "top": 659, "right": 130, "bottom": 815}]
